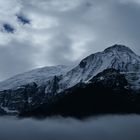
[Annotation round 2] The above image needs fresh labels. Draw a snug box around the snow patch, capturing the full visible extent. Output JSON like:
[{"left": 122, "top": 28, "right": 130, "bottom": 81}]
[
  {"left": 99, "top": 76, "right": 104, "bottom": 80},
  {"left": 1, "top": 106, "right": 18, "bottom": 114}
]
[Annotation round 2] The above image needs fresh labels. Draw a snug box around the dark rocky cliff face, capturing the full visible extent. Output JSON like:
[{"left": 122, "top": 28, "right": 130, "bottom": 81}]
[
  {"left": 0, "top": 76, "right": 62, "bottom": 114},
  {"left": 0, "top": 83, "right": 47, "bottom": 114},
  {"left": 90, "top": 68, "right": 129, "bottom": 92}
]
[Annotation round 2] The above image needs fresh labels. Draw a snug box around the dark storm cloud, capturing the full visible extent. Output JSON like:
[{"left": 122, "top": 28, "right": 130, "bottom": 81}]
[
  {"left": 0, "top": 115, "right": 140, "bottom": 140},
  {"left": 2, "top": 24, "right": 15, "bottom": 33},
  {"left": 17, "top": 15, "right": 30, "bottom": 25},
  {"left": 0, "top": 0, "right": 140, "bottom": 80}
]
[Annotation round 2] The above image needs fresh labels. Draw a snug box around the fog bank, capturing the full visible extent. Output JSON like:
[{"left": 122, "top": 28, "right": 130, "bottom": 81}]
[{"left": 0, "top": 115, "right": 140, "bottom": 140}]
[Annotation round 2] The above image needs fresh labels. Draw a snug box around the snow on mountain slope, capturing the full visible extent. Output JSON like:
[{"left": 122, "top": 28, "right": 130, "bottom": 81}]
[
  {"left": 0, "top": 65, "right": 72, "bottom": 91},
  {"left": 57, "top": 44, "right": 140, "bottom": 92},
  {"left": 0, "top": 44, "right": 140, "bottom": 115},
  {"left": 0, "top": 44, "right": 140, "bottom": 93}
]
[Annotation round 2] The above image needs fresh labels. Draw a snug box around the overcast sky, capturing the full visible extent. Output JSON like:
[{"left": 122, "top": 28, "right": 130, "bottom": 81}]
[{"left": 0, "top": 0, "right": 140, "bottom": 80}]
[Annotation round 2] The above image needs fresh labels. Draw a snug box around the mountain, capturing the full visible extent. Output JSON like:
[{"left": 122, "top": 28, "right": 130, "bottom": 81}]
[
  {"left": 58, "top": 44, "right": 140, "bottom": 92},
  {"left": 22, "top": 68, "right": 134, "bottom": 118},
  {"left": 0, "top": 44, "right": 140, "bottom": 116}
]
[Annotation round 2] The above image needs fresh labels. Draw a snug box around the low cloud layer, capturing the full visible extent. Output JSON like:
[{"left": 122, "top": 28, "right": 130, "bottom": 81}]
[
  {"left": 0, "top": 0, "right": 140, "bottom": 80},
  {"left": 0, "top": 115, "right": 140, "bottom": 140}
]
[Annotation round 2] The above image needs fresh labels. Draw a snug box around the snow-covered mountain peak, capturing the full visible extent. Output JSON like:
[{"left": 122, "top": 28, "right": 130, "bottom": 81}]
[
  {"left": 78, "top": 45, "right": 138, "bottom": 68},
  {"left": 104, "top": 44, "right": 135, "bottom": 54},
  {"left": 79, "top": 44, "right": 140, "bottom": 72},
  {"left": 58, "top": 45, "right": 140, "bottom": 91}
]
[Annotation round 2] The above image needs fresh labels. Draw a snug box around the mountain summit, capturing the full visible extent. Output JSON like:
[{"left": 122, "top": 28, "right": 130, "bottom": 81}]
[
  {"left": 0, "top": 44, "right": 140, "bottom": 115},
  {"left": 58, "top": 44, "right": 140, "bottom": 91},
  {"left": 104, "top": 44, "right": 135, "bottom": 53}
]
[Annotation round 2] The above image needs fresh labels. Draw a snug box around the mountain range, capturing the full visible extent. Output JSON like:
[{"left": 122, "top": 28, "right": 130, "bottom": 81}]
[{"left": 0, "top": 44, "right": 140, "bottom": 117}]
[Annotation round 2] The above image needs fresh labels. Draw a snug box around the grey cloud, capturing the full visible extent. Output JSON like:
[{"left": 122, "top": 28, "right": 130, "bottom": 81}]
[
  {"left": 0, "top": 0, "right": 140, "bottom": 80},
  {"left": 46, "top": 34, "right": 74, "bottom": 65},
  {"left": 0, "top": 41, "right": 38, "bottom": 80}
]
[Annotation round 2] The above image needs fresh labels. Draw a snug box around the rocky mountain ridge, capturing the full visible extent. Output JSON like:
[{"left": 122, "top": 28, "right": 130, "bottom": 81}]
[{"left": 0, "top": 44, "right": 140, "bottom": 115}]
